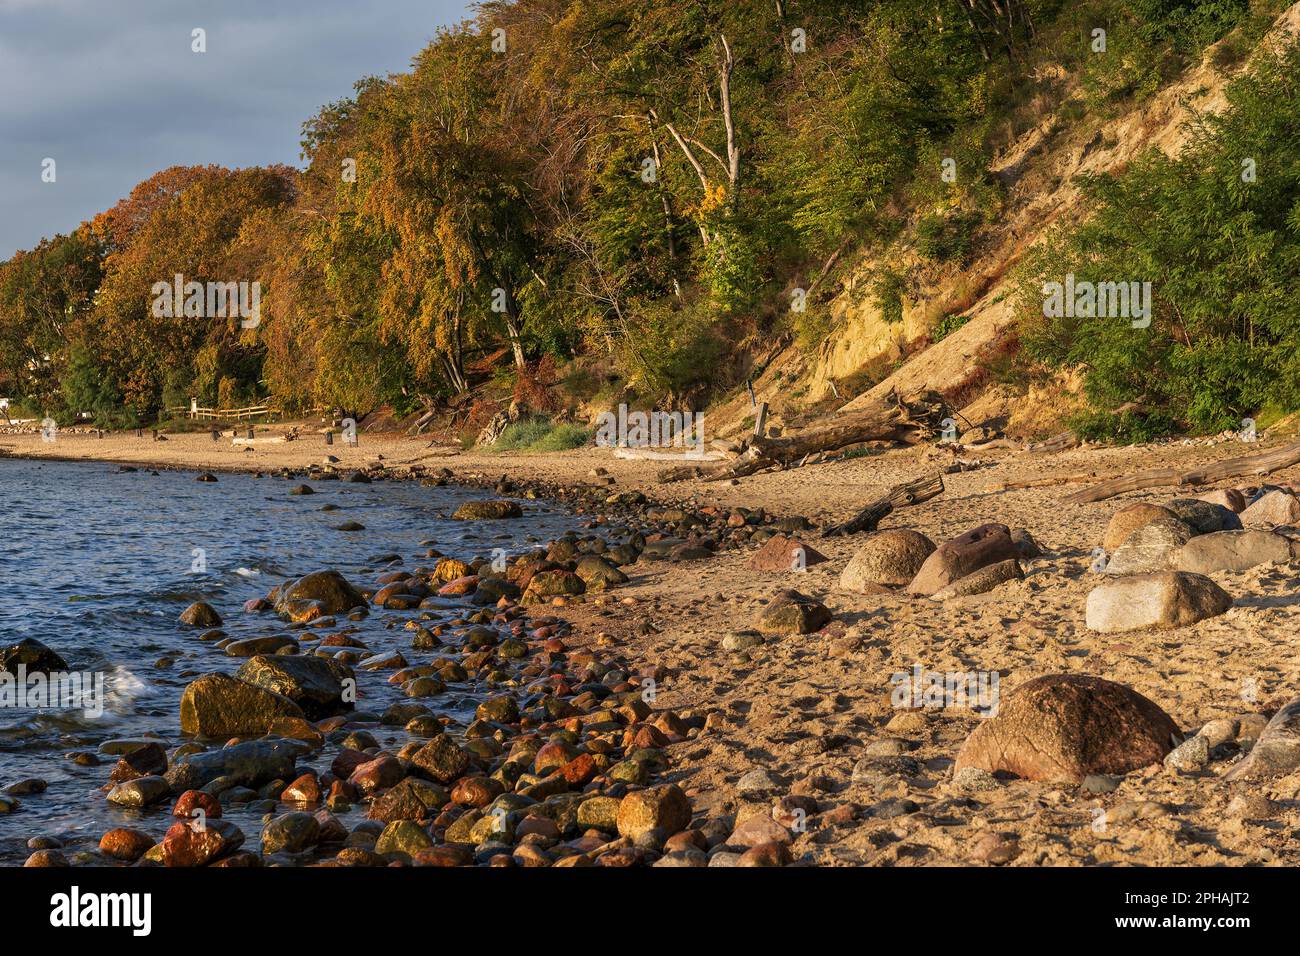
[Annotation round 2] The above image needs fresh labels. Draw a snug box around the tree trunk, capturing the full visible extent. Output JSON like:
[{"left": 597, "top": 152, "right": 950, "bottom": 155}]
[
  {"left": 657, "top": 391, "right": 949, "bottom": 483},
  {"left": 822, "top": 474, "right": 946, "bottom": 537},
  {"left": 748, "top": 390, "right": 948, "bottom": 466},
  {"left": 1063, "top": 441, "right": 1300, "bottom": 504}
]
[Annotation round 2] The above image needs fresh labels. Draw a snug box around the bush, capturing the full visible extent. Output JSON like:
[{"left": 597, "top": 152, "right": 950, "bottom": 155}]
[
  {"left": 932, "top": 313, "right": 971, "bottom": 342},
  {"left": 1069, "top": 408, "right": 1179, "bottom": 444},
  {"left": 915, "top": 210, "right": 982, "bottom": 264},
  {"left": 871, "top": 269, "right": 908, "bottom": 324},
  {"left": 493, "top": 417, "right": 590, "bottom": 452},
  {"left": 616, "top": 295, "right": 724, "bottom": 401},
  {"left": 1017, "top": 38, "right": 1300, "bottom": 439},
  {"left": 528, "top": 423, "right": 590, "bottom": 452}
]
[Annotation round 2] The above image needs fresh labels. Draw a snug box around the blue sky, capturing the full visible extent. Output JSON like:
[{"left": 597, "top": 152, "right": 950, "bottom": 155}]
[{"left": 0, "top": 0, "right": 472, "bottom": 259}]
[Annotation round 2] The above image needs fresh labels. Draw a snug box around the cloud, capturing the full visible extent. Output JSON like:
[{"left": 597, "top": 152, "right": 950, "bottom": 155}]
[{"left": 0, "top": 0, "right": 469, "bottom": 258}]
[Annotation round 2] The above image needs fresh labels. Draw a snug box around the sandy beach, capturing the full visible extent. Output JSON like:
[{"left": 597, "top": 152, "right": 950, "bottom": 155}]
[{"left": 8, "top": 421, "right": 1300, "bottom": 866}]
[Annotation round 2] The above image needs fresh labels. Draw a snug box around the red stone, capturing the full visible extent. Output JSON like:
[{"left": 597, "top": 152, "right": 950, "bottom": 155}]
[
  {"left": 282, "top": 772, "right": 322, "bottom": 804},
  {"left": 99, "top": 827, "right": 155, "bottom": 861},
  {"left": 172, "top": 789, "right": 222, "bottom": 819},
  {"left": 349, "top": 755, "right": 406, "bottom": 794},
  {"left": 161, "top": 819, "right": 244, "bottom": 867}
]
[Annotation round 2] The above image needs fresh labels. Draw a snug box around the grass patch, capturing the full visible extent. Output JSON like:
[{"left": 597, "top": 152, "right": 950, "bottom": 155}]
[{"left": 492, "top": 418, "right": 590, "bottom": 452}]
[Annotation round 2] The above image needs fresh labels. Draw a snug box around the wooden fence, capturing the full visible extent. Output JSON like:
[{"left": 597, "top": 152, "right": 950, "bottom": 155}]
[{"left": 169, "top": 402, "right": 279, "bottom": 422}]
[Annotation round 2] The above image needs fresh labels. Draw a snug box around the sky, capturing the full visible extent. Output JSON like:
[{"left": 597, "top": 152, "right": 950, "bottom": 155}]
[{"left": 0, "top": 0, "right": 472, "bottom": 260}]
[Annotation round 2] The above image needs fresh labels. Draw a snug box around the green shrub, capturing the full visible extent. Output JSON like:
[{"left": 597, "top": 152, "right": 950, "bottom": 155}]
[
  {"left": 493, "top": 417, "right": 590, "bottom": 452},
  {"left": 872, "top": 269, "right": 908, "bottom": 324},
  {"left": 915, "top": 210, "right": 982, "bottom": 264},
  {"left": 1018, "top": 37, "right": 1300, "bottom": 439},
  {"left": 933, "top": 313, "right": 971, "bottom": 341},
  {"left": 528, "top": 423, "right": 590, "bottom": 452},
  {"left": 1069, "top": 408, "right": 1179, "bottom": 444},
  {"left": 492, "top": 418, "right": 554, "bottom": 450}
]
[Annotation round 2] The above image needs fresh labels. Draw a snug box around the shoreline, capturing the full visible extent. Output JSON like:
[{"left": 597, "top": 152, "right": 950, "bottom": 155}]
[{"left": 7, "top": 428, "right": 1300, "bottom": 865}]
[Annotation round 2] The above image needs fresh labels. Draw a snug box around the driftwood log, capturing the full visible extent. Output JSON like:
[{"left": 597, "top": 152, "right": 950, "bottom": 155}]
[
  {"left": 1063, "top": 440, "right": 1300, "bottom": 504},
  {"left": 748, "top": 390, "right": 948, "bottom": 466},
  {"left": 1026, "top": 431, "right": 1079, "bottom": 454},
  {"left": 822, "top": 473, "right": 945, "bottom": 537},
  {"left": 986, "top": 471, "right": 1097, "bottom": 493},
  {"left": 658, "top": 390, "right": 949, "bottom": 483}
]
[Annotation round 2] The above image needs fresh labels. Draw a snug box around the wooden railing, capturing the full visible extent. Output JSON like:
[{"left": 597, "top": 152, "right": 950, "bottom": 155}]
[{"left": 169, "top": 403, "right": 279, "bottom": 422}]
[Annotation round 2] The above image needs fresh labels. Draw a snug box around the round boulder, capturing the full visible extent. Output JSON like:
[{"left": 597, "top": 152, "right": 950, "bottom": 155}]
[
  {"left": 179, "top": 602, "right": 222, "bottom": 628},
  {"left": 274, "top": 570, "right": 365, "bottom": 617},
  {"left": 953, "top": 674, "right": 1180, "bottom": 783},
  {"left": 1102, "top": 503, "right": 1179, "bottom": 552},
  {"left": 840, "top": 530, "right": 936, "bottom": 590}
]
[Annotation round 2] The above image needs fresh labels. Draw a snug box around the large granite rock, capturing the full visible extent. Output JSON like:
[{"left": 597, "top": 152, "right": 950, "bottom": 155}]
[
  {"left": 179, "top": 672, "right": 304, "bottom": 737},
  {"left": 953, "top": 674, "right": 1180, "bottom": 783},
  {"left": 1085, "top": 571, "right": 1231, "bottom": 633},
  {"left": 235, "top": 655, "right": 354, "bottom": 719}
]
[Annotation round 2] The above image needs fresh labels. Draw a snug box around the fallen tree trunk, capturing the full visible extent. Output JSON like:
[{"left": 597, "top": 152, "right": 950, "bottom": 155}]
[
  {"left": 1026, "top": 431, "right": 1078, "bottom": 454},
  {"left": 1063, "top": 440, "right": 1300, "bottom": 504},
  {"left": 986, "top": 471, "right": 1097, "bottom": 493},
  {"left": 822, "top": 473, "right": 945, "bottom": 537},
  {"left": 657, "top": 390, "right": 948, "bottom": 484},
  {"left": 616, "top": 446, "right": 730, "bottom": 462},
  {"left": 749, "top": 390, "right": 948, "bottom": 466}
]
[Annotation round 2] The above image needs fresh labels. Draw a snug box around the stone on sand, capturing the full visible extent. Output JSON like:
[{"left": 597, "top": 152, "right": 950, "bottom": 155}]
[
  {"left": 756, "top": 589, "right": 832, "bottom": 635},
  {"left": 616, "top": 784, "right": 691, "bottom": 840},
  {"left": 1195, "top": 488, "right": 1247, "bottom": 513},
  {"left": 1240, "top": 489, "right": 1300, "bottom": 527},
  {"left": 1102, "top": 503, "right": 1180, "bottom": 552},
  {"left": 1164, "top": 498, "right": 1241, "bottom": 534},
  {"left": 1173, "top": 530, "right": 1295, "bottom": 574},
  {"left": 1085, "top": 571, "right": 1231, "bottom": 633},
  {"left": 1224, "top": 696, "right": 1300, "bottom": 782},
  {"left": 747, "top": 534, "right": 829, "bottom": 573},
  {"left": 908, "top": 524, "right": 1018, "bottom": 596},
  {"left": 839, "top": 529, "right": 935, "bottom": 590},
  {"left": 953, "top": 674, "right": 1181, "bottom": 784},
  {"left": 930, "top": 558, "right": 1023, "bottom": 600},
  {"left": 1103, "top": 518, "right": 1193, "bottom": 574}
]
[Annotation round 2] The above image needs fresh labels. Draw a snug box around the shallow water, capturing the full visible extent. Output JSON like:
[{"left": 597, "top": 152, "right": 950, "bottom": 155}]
[{"left": 0, "top": 458, "right": 578, "bottom": 864}]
